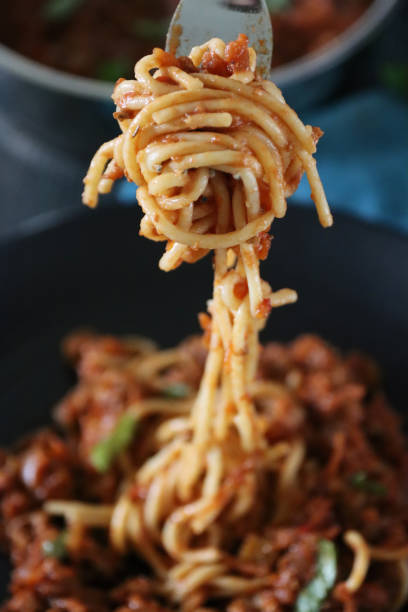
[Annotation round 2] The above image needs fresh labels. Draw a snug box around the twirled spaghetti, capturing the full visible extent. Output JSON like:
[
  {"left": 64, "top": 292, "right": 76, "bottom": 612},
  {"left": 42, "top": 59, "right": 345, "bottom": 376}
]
[
  {"left": 82, "top": 36, "right": 332, "bottom": 602},
  {"left": 83, "top": 33, "right": 331, "bottom": 448}
]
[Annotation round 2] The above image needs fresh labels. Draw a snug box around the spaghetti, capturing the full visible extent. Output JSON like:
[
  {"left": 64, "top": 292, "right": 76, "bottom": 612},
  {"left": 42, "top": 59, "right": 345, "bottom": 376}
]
[
  {"left": 76, "top": 36, "right": 408, "bottom": 610},
  {"left": 1, "top": 332, "right": 408, "bottom": 611},
  {"left": 82, "top": 33, "right": 331, "bottom": 451},
  {"left": 82, "top": 36, "right": 332, "bottom": 603},
  {"left": 1, "top": 36, "right": 407, "bottom": 612}
]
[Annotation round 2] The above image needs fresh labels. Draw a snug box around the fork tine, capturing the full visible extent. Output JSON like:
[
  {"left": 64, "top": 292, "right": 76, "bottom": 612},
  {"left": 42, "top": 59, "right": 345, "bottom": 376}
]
[{"left": 166, "top": 0, "right": 273, "bottom": 79}]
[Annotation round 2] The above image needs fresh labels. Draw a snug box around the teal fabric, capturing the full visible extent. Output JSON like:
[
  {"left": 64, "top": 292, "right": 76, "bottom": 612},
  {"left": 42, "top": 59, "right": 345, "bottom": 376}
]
[{"left": 294, "top": 91, "right": 408, "bottom": 231}]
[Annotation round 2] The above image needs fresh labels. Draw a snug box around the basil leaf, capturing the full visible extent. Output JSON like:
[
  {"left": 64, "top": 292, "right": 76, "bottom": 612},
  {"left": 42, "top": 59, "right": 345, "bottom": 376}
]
[
  {"left": 350, "top": 471, "right": 387, "bottom": 496},
  {"left": 42, "top": 0, "right": 84, "bottom": 22},
  {"left": 162, "top": 383, "right": 191, "bottom": 398},
  {"left": 90, "top": 413, "right": 139, "bottom": 473},
  {"left": 266, "top": 0, "right": 292, "bottom": 13},
  {"left": 133, "top": 19, "right": 169, "bottom": 41},
  {"left": 96, "top": 58, "right": 132, "bottom": 82},
  {"left": 381, "top": 63, "right": 408, "bottom": 99},
  {"left": 42, "top": 532, "right": 68, "bottom": 560},
  {"left": 295, "top": 539, "right": 337, "bottom": 612}
]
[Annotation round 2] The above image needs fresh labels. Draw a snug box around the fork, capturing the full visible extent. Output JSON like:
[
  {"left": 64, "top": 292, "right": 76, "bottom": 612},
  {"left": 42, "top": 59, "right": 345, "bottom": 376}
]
[{"left": 166, "top": 0, "right": 273, "bottom": 79}]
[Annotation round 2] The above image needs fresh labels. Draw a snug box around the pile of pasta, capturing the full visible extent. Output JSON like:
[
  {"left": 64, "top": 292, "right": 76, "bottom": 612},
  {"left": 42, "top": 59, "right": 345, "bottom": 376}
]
[{"left": 79, "top": 36, "right": 338, "bottom": 609}]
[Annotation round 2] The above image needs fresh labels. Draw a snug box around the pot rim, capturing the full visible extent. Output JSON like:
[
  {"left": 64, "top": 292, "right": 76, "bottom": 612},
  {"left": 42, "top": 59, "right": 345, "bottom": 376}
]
[{"left": 0, "top": 0, "right": 399, "bottom": 100}]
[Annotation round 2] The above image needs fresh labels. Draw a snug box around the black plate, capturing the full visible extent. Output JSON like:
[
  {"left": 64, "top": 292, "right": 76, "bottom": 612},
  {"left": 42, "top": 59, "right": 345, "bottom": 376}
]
[{"left": 1, "top": 204, "right": 408, "bottom": 601}]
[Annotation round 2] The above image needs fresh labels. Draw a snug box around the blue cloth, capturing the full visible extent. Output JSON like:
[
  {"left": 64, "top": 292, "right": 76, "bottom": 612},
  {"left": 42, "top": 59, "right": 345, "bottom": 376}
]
[
  {"left": 294, "top": 91, "right": 408, "bottom": 232},
  {"left": 117, "top": 90, "right": 408, "bottom": 232}
]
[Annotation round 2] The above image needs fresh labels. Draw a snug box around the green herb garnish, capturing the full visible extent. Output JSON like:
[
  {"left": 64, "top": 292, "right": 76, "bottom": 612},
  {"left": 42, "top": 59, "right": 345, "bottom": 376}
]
[
  {"left": 265, "top": 0, "right": 292, "bottom": 13},
  {"left": 381, "top": 63, "right": 408, "bottom": 99},
  {"left": 42, "top": 0, "right": 84, "bottom": 22},
  {"left": 96, "top": 58, "right": 132, "bottom": 82},
  {"left": 42, "top": 531, "right": 68, "bottom": 560},
  {"left": 349, "top": 471, "right": 387, "bottom": 496},
  {"left": 162, "top": 383, "right": 191, "bottom": 398},
  {"left": 295, "top": 539, "right": 337, "bottom": 612},
  {"left": 133, "top": 18, "right": 169, "bottom": 41},
  {"left": 90, "top": 413, "right": 139, "bottom": 473}
]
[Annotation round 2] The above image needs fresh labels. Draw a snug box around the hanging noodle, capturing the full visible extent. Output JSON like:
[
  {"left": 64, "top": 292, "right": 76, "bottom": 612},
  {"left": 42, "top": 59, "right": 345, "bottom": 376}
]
[
  {"left": 29, "top": 35, "right": 407, "bottom": 611},
  {"left": 343, "top": 531, "right": 371, "bottom": 593}
]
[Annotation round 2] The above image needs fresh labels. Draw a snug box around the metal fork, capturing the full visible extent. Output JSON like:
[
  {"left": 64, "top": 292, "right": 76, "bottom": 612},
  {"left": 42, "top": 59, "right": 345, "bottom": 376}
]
[{"left": 166, "top": 0, "right": 273, "bottom": 79}]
